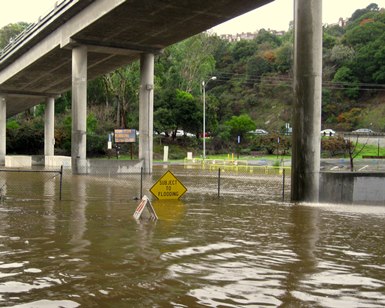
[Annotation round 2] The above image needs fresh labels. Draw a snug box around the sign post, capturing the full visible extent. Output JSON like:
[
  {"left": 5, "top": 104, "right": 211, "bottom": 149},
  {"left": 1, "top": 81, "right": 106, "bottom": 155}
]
[{"left": 150, "top": 170, "right": 187, "bottom": 200}]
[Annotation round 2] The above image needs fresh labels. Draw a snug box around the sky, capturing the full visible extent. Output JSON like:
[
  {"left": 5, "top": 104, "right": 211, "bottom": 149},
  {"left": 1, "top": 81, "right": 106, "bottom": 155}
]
[{"left": 0, "top": 0, "right": 385, "bottom": 33}]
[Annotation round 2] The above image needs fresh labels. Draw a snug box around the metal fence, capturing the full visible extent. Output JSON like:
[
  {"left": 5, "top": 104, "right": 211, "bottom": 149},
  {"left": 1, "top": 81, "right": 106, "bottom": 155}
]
[
  {"left": 0, "top": 167, "right": 63, "bottom": 202},
  {"left": 152, "top": 162, "right": 291, "bottom": 202},
  {"left": 0, "top": 163, "right": 291, "bottom": 203}
]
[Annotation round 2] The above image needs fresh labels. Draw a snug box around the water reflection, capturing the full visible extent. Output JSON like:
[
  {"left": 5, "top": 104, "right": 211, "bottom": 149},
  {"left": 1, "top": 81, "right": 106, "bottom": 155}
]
[
  {"left": 0, "top": 172, "right": 384, "bottom": 307},
  {"left": 43, "top": 179, "right": 56, "bottom": 235},
  {"left": 68, "top": 176, "right": 90, "bottom": 254},
  {"left": 279, "top": 205, "right": 320, "bottom": 305}
]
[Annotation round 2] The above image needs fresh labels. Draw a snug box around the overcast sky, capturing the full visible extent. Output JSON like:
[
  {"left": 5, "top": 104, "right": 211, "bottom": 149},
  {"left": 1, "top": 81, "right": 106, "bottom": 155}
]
[{"left": 1, "top": 0, "right": 385, "bottom": 33}]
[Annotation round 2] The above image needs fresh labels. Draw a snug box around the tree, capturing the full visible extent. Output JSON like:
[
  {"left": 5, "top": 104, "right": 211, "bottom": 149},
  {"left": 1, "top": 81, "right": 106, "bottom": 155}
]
[
  {"left": 321, "top": 136, "right": 346, "bottom": 157},
  {"left": 259, "top": 133, "right": 281, "bottom": 155},
  {"left": 173, "top": 90, "right": 200, "bottom": 137},
  {"left": 344, "top": 19, "right": 385, "bottom": 48},
  {"left": 349, "top": 3, "right": 379, "bottom": 25},
  {"left": 275, "top": 42, "right": 293, "bottom": 73},
  {"left": 337, "top": 107, "right": 363, "bottom": 131},
  {"left": 103, "top": 63, "right": 140, "bottom": 128},
  {"left": 0, "top": 22, "right": 29, "bottom": 49},
  {"left": 332, "top": 66, "right": 360, "bottom": 99},
  {"left": 255, "top": 29, "right": 282, "bottom": 50},
  {"left": 158, "top": 33, "right": 216, "bottom": 95},
  {"left": 330, "top": 44, "right": 355, "bottom": 67},
  {"left": 225, "top": 114, "right": 256, "bottom": 142},
  {"left": 231, "top": 39, "right": 258, "bottom": 62},
  {"left": 349, "top": 32, "right": 385, "bottom": 83},
  {"left": 344, "top": 137, "right": 368, "bottom": 171}
]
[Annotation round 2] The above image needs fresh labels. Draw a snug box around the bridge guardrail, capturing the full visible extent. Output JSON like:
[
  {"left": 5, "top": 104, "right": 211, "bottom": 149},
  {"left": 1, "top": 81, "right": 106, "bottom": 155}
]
[{"left": 0, "top": 0, "right": 74, "bottom": 63}]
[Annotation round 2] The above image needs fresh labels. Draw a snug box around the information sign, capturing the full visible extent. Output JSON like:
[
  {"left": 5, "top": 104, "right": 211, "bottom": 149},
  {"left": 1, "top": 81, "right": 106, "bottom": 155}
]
[{"left": 114, "top": 129, "right": 136, "bottom": 143}]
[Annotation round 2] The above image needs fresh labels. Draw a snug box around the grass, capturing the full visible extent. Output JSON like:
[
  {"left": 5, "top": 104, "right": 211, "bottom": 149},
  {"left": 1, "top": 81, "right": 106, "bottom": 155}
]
[
  {"left": 99, "top": 141, "right": 385, "bottom": 162},
  {"left": 353, "top": 143, "right": 385, "bottom": 158}
]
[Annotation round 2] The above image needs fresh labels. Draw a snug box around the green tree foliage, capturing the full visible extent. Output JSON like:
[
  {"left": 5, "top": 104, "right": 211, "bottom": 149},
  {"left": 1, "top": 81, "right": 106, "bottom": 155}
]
[
  {"left": 225, "top": 114, "right": 256, "bottom": 141},
  {"left": 4, "top": 3, "right": 385, "bottom": 156},
  {"left": 157, "top": 33, "right": 216, "bottom": 95},
  {"left": 0, "top": 22, "right": 29, "bottom": 49},
  {"left": 6, "top": 117, "right": 44, "bottom": 155},
  {"left": 332, "top": 66, "right": 360, "bottom": 99},
  {"left": 344, "top": 20, "right": 385, "bottom": 48},
  {"left": 348, "top": 3, "right": 379, "bottom": 26},
  {"left": 102, "top": 63, "right": 140, "bottom": 128},
  {"left": 172, "top": 90, "right": 200, "bottom": 136},
  {"left": 275, "top": 42, "right": 293, "bottom": 73}
]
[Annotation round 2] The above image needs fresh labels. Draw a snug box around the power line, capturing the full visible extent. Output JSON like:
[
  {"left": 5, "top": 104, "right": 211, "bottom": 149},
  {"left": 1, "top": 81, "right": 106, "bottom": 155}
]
[{"left": 211, "top": 72, "right": 385, "bottom": 92}]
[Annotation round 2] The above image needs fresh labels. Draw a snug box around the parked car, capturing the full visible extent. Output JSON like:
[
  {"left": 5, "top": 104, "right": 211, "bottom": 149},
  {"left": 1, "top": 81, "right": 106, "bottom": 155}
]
[
  {"left": 249, "top": 129, "right": 268, "bottom": 135},
  {"left": 176, "top": 130, "right": 194, "bottom": 137},
  {"left": 352, "top": 128, "right": 374, "bottom": 134},
  {"left": 321, "top": 129, "right": 335, "bottom": 136}
]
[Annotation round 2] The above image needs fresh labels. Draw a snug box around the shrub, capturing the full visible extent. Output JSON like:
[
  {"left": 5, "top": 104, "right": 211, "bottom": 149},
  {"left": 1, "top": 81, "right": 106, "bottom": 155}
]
[{"left": 321, "top": 136, "right": 346, "bottom": 157}]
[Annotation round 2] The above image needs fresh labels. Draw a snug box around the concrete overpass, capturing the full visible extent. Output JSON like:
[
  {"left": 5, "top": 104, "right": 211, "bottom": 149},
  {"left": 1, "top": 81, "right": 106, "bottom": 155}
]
[{"left": 0, "top": 0, "right": 323, "bottom": 202}]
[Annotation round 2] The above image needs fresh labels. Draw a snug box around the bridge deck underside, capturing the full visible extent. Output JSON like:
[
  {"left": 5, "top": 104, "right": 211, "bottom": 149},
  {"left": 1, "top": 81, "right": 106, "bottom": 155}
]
[{"left": 0, "top": 0, "right": 272, "bottom": 116}]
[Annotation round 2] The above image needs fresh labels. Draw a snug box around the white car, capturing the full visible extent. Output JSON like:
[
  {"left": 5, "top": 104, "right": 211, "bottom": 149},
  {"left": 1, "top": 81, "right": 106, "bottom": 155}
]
[
  {"left": 176, "top": 130, "right": 194, "bottom": 137},
  {"left": 352, "top": 128, "right": 374, "bottom": 134},
  {"left": 249, "top": 129, "right": 268, "bottom": 135},
  {"left": 321, "top": 129, "right": 335, "bottom": 136}
]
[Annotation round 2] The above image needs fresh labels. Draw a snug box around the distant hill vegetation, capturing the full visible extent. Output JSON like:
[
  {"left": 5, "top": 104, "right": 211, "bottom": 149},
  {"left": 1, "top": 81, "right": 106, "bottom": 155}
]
[{"left": 1, "top": 3, "right": 385, "bottom": 156}]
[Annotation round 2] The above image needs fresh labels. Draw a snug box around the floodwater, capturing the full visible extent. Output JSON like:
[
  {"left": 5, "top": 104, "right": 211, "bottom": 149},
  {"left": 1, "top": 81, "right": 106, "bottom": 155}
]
[{"left": 0, "top": 170, "right": 385, "bottom": 307}]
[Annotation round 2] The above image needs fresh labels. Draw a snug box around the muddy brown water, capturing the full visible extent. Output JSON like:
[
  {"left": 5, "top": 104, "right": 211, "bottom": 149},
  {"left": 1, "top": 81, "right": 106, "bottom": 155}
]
[{"left": 0, "top": 168, "right": 384, "bottom": 307}]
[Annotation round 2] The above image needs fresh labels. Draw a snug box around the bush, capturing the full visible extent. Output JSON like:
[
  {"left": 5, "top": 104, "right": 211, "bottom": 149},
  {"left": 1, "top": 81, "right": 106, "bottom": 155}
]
[
  {"left": 321, "top": 136, "right": 346, "bottom": 157},
  {"left": 6, "top": 118, "right": 44, "bottom": 154},
  {"left": 87, "top": 134, "right": 108, "bottom": 156}
]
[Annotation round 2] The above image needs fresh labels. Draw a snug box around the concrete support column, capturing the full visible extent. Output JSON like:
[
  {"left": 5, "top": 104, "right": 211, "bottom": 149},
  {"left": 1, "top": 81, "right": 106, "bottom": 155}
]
[
  {"left": 71, "top": 45, "right": 88, "bottom": 174},
  {"left": 0, "top": 96, "right": 5, "bottom": 165},
  {"left": 291, "top": 0, "right": 323, "bottom": 202},
  {"left": 44, "top": 97, "right": 55, "bottom": 156},
  {"left": 139, "top": 53, "right": 154, "bottom": 174}
]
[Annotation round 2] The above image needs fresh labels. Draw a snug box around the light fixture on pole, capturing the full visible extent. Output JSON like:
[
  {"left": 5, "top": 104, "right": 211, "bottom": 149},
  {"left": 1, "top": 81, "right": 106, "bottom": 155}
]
[{"left": 202, "top": 76, "right": 217, "bottom": 160}]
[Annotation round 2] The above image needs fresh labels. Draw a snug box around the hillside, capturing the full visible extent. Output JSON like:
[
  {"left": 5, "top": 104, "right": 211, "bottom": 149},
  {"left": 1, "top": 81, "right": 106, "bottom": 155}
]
[{"left": 1, "top": 3, "right": 385, "bottom": 156}]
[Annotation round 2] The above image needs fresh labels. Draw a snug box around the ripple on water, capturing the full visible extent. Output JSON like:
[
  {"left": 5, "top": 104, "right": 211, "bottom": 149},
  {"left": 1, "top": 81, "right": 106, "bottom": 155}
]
[
  {"left": 0, "top": 281, "right": 52, "bottom": 293},
  {"left": 0, "top": 263, "right": 27, "bottom": 269},
  {"left": 188, "top": 283, "right": 283, "bottom": 307},
  {"left": 160, "top": 242, "right": 238, "bottom": 260},
  {"left": 23, "top": 268, "right": 42, "bottom": 274},
  {"left": 5, "top": 299, "right": 80, "bottom": 308}
]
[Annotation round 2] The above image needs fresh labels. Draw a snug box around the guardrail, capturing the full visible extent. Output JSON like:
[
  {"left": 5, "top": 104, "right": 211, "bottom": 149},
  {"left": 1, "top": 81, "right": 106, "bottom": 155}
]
[
  {"left": 342, "top": 132, "right": 385, "bottom": 137},
  {"left": 0, "top": 0, "right": 75, "bottom": 63}
]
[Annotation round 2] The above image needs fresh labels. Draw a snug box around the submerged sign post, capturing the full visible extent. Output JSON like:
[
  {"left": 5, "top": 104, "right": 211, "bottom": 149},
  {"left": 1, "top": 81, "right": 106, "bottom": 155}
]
[{"left": 150, "top": 170, "right": 187, "bottom": 200}]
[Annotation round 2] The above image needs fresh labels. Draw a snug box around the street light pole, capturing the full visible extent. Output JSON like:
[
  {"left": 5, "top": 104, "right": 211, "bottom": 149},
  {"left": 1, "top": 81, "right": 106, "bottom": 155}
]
[{"left": 202, "top": 76, "right": 216, "bottom": 160}]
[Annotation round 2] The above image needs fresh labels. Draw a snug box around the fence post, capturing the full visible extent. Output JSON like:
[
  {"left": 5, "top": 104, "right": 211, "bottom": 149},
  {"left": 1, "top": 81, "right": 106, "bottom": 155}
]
[
  {"left": 282, "top": 168, "right": 285, "bottom": 202},
  {"left": 140, "top": 167, "right": 143, "bottom": 199},
  {"left": 59, "top": 165, "right": 63, "bottom": 201},
  {"left": 218, "top": 168, "right": 221, "bottom": 198}
]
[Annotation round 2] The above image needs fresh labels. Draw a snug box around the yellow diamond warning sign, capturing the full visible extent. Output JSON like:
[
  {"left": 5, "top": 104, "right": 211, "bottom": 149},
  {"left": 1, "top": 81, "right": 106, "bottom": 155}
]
[{"left": 150, "top": 170, "right": 187, "bottom": 200}]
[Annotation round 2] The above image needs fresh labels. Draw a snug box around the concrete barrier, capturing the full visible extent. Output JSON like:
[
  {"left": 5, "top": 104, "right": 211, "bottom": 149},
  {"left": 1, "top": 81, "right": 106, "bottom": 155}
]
[
  {"left": 85, "top": 159, "right": 144, "bottom": 174},
  {"left": 5, "top": 156, "right": 32, "bottom": 168},
  {"left": 45, "top": 156, "right": 72, "bottom": 168},
  {"left": 320, "top": 172, "right": 385, "bottom": 205}
]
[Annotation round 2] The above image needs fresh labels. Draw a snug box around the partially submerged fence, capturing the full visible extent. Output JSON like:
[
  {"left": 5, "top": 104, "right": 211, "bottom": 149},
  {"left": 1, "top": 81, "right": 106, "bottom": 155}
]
[
  {"left": 0, "top": 167, "right": 64, "bottom": 202},
  {"left": 0, "top": 162, "right": 290, "bottom": 203}
]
